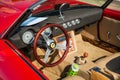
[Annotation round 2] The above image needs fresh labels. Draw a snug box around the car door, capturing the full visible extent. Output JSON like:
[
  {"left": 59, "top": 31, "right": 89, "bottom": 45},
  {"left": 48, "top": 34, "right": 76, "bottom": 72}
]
[{"left": 99, "top": 0, "right": 120, "bottom": 47}]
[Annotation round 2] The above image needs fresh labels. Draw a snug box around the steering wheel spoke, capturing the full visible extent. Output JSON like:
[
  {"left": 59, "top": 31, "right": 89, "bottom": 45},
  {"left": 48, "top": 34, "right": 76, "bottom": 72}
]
[
  {"left": 43, "top": 48, "right": 52, "bottom": 63},
  {"left": 41, "top": 32, "right": 51, "bottom": 45}
]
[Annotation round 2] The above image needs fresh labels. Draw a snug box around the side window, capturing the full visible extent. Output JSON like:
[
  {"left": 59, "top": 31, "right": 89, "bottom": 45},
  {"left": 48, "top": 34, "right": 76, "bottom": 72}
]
[{"left": 107, "top": 0, "right": 120, "bottom": 11}]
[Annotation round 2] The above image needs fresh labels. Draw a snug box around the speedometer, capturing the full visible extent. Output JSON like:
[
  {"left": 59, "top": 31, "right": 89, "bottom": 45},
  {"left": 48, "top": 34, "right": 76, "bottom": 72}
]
[{"left": 22, "top": 31, "right": 34, "bottom": 44}]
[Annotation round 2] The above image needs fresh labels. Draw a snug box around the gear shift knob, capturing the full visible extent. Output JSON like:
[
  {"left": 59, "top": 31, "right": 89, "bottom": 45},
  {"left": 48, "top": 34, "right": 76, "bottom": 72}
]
[
  {"left": 83, "top": 52, "right": 88, "bottom": 58},
  {"left": 74, "top": 52, "right": 88, "bottom": 65}
]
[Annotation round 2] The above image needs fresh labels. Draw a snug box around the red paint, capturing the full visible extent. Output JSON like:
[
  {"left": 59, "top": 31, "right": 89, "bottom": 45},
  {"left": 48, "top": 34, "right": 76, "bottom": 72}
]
[
  {"left": 34, "top": 0, "right": 120, "bottom": 22},
  {"left": 0, "top": 0, "right": 120, "bottom": 80},
  {"left": 33, "top": 0, "right": 85, "bottom": 16},
  {"left": 104, "top": 9, "right": 120, "bottom": 20},
  {"left": 0, "top": 40, "right": 48, "bottom": 80},
  {"left": 0, "top": 0, "right": 120, "bottom": 37},
  {"left": 0, "top": 0, "right": 84, "bottom": 38},
  {"left": 0, "top": 0, "right": 84, "bottom": 80},
  {"left": 0, "top": 0, "right": 38, "bottom": 35}
]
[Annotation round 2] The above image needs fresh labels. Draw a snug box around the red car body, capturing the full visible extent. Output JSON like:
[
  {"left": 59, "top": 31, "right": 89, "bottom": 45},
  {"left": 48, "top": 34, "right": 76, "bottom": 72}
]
[
  {"left": 0, "top": 0, "right": 120, "bottom": 80},
  {"left": 0, "top": 0, "right": 83, "bottom": 80}
]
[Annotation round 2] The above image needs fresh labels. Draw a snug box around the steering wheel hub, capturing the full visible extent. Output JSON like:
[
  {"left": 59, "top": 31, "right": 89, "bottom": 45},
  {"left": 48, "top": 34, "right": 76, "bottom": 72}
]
[{"left": 49, "top": 42, "right": 56, "bottom": 49}]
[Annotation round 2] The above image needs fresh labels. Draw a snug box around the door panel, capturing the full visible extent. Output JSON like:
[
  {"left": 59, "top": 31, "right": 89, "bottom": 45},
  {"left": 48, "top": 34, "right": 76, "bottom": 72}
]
[{"left": 99, "top": 17, "right": 120, "bottom": 47}]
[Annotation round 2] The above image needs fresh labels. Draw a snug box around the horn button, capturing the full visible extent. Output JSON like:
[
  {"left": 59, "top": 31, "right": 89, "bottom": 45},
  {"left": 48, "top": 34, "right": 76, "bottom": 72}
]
[{"left": 49, "top": 42, "right": 56, "bottom": 49}]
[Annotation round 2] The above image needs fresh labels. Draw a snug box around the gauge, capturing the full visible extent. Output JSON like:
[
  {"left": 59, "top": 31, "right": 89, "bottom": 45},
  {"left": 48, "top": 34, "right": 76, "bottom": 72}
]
[
  {"left": 22, "top": 31, "right": 34, "bottom": 44},
  {"left": 71, "top": 20, "right": 76, "bottom": 25},
  {"left": 67, "top": 22, "right": 72, "bottom": 27},
  {"left": 75, "top": 19, "right": 80, "bottom": 24},
  {"left": 62, "top": 23, "right": 67, "bottom": 28}
]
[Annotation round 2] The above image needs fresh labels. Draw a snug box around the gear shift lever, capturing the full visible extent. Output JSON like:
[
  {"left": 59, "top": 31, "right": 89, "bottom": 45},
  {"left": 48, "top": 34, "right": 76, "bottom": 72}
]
[{"left": 75, "top": 52, "right": 88, "bottom": 65}]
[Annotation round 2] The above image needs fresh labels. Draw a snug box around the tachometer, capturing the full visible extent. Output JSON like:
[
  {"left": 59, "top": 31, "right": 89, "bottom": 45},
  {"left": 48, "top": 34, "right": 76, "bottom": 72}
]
[{"left": 22, "top": 31, "right": 34, "bottom": 44}]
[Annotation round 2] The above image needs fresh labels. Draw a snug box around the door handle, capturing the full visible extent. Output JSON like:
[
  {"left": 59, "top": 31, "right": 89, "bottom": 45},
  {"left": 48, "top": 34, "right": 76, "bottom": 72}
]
[
  {"left": 116, "top": 34, "right": 120, "bottom": 41},
  {"left": 107, "top": 32, "right": 111, "bottom": 42}
]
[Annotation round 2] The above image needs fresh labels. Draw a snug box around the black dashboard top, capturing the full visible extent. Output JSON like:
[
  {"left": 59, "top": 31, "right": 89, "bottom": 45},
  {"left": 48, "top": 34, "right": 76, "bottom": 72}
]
[{"left": 9, "top": 5, "right": 103, "bottom": 49}]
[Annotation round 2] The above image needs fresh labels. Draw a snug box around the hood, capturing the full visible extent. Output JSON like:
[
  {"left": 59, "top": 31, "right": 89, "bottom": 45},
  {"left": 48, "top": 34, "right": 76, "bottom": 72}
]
[{"left": 0, "top": 0, "right": 38, "bottom": 36}]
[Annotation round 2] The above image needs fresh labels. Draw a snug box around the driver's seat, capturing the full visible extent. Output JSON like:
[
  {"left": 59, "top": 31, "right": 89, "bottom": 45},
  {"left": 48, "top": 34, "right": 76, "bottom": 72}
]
[{"left": 95, "top": 52, "right": 120, "bottom": 80}]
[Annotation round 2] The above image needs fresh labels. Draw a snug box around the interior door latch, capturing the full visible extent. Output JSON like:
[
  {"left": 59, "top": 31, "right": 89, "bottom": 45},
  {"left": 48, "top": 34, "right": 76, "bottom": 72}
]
[
  {"left": 116, "top": 34, "right": 120, "bottom": 41},
  {"left": 107, "top": 32, "right": 111, "bottom": 42}
]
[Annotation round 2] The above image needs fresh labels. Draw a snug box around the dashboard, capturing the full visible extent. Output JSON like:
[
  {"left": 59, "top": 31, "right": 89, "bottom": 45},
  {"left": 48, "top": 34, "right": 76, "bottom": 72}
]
[{"left": 9, "top": 5, "right": 103, "bottom": 49}]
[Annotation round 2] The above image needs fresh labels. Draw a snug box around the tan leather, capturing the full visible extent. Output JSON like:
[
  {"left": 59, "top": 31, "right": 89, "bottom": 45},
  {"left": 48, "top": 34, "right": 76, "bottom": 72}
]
[
  {"left": 62, "top": 76, "right": 85, "bottom": 80},
  {"left": 90, "top": 70, "right": 110, "bottom": 80},
  {"left": 99, "top": 17, "right": 120, "bottom": 47},
  {"left": 95, "top": 53, "right": 120, "bottom": 80},
  {"left": 104, "top": 68, "right": 120, "bottom": 80},
  {"left": 95, "top": 53, "right": 120, "bottom": 68}
]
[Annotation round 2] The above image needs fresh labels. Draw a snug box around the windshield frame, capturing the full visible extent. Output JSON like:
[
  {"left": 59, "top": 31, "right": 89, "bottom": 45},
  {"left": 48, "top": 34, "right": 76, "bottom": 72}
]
[{"left": 0, "top": 0, "right": 47, "bottom": 38}]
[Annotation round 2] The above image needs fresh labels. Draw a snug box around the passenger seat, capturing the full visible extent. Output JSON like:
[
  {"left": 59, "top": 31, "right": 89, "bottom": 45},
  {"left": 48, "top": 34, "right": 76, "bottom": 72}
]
[{"left": 95, "top": 53, "right": 120, "bottom": 80}]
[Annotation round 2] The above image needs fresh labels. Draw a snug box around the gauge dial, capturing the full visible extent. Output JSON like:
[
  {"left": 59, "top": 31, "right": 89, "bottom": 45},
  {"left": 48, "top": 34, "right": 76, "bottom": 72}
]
[
  {"left": 62, "top": 23, "right": 67, "bottom": 28},
  {"left": 22, "top": 31, "right": 34, "bottom": 44},
  {"left": 75, "top": 19, "right": 80, "bottom": 24},
  {"left": 67, "top": 22, "right": 72, "bottom": 27},
  {"left": 71, "top": 20, "right": 76, "bottom": 25}
]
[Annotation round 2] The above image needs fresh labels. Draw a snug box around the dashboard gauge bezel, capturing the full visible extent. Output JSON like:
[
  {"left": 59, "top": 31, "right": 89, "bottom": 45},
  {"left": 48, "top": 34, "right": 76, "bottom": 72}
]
[{"left": 22, "top": 30, "right": 34, "bottom": 44}]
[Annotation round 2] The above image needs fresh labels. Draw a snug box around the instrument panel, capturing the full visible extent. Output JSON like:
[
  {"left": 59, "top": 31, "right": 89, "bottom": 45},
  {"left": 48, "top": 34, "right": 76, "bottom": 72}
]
[{"left": 9, "top": 5, "right": 103, "bottom": 49}]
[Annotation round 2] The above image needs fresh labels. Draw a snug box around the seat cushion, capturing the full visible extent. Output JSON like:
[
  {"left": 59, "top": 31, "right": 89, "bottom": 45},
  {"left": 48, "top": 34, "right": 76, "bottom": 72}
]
[
  {"left": 106, "top": 56, "right": 120, "bottom": 74},
  {"left": 95, "top": 53, "right": 120, "bottom": 69},
  {"left": 95, "top": 52, "right": 120, "bottom": 80}
]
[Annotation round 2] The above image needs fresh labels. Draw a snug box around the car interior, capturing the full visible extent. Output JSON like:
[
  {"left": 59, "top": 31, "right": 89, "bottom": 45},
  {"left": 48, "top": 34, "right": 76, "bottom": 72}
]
[{"left": 6, "top": 0, "right": 120, "bottom": 80}]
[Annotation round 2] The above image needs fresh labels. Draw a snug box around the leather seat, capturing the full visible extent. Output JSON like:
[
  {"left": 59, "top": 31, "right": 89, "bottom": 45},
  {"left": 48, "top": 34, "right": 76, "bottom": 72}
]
[
  {"left": 95, "top": 53, "right": 120, "bottom": 80},
  {"left": 62, "top": 76, "right": 85, "bottom": 80}
]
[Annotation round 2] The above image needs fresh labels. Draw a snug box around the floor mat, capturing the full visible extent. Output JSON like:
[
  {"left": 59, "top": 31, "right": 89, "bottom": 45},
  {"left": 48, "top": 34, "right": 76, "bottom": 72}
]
[
  {"left": 32, "top": 33, "right": 113, "bottom": 80},
  {"left": 64, "top": 33, "right": 112, "bottom": 63}
]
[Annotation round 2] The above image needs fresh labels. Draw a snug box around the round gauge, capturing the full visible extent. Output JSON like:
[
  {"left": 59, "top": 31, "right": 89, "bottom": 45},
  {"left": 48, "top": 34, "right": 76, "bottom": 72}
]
[
  {"left": 67, "top": 22, "right": 72, "bottom": 27},
  {"left": 75, "top": 19, "right": 80, "bottom": 24},
  {"left": 62, "top": 23, "right": 67, "bottom": 28},
  {"left": 71, "top": 20, "right": 76, "bottom": 25},
  {"left": 22, "top": 31, "right": 34, "bottom": 44}
]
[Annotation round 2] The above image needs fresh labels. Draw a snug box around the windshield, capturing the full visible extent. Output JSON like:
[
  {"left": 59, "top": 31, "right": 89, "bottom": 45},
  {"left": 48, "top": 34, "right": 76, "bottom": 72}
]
[{"left": 78, "top": 0, "right": 120, "bottom": 11}]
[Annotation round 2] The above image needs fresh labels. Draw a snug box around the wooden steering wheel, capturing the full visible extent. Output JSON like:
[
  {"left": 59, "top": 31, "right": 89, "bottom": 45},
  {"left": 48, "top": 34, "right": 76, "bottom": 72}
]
[{"left": 33, "top": 24, "right": 69, "bottom": 67}]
